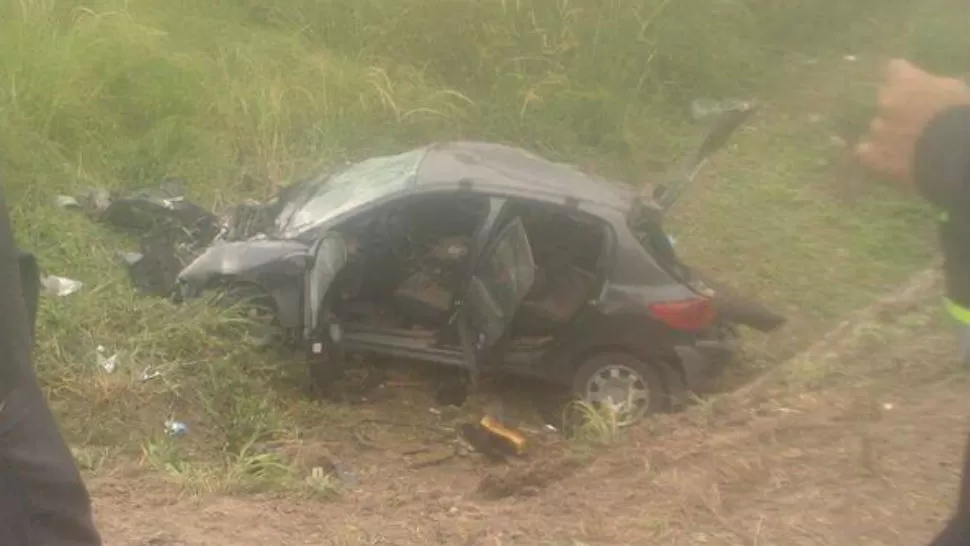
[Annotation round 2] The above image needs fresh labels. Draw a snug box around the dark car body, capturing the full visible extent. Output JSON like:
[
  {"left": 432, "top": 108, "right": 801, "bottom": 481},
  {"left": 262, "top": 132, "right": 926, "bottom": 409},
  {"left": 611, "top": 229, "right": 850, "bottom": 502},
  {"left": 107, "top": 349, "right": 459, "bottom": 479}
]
[{"left": 173, "top": 132, "right": 783, "bottom": 414}]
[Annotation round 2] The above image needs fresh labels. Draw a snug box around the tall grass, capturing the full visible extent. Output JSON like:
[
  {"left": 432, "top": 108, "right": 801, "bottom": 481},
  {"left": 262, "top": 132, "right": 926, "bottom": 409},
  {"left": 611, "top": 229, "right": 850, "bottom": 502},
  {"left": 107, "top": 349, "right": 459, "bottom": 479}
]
[{"left": 0, "top": 0, "right": 934, "bottom": 200}]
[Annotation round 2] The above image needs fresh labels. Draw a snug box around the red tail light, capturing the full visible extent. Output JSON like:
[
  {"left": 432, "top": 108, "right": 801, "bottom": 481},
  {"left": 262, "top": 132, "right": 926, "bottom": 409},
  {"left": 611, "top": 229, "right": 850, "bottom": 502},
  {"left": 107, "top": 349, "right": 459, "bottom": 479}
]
[{"left": 648, "top": 297, "right": 717, "bottom": 331}]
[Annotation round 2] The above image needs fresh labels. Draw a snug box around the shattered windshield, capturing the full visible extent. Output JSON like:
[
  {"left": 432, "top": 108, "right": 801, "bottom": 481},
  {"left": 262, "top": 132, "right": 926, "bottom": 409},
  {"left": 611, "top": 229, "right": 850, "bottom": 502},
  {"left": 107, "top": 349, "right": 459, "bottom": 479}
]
[{"left": 279, "top": 148, "right": 426, "bottom": 237}]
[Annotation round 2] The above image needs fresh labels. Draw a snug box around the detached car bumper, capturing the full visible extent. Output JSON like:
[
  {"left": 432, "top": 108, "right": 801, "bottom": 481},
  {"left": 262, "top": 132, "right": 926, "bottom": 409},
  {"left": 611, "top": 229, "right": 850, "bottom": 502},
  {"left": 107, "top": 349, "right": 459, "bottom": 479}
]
[{"left": 671, "top": 333, "right": 741, "bottom": 406}]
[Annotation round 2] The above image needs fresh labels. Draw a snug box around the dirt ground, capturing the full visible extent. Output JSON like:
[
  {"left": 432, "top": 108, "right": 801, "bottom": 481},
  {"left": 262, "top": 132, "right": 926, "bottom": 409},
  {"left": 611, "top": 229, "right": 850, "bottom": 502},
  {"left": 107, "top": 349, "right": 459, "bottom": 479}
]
[{"left": 84, "top": 269, "right": 970, "bottom": 546}]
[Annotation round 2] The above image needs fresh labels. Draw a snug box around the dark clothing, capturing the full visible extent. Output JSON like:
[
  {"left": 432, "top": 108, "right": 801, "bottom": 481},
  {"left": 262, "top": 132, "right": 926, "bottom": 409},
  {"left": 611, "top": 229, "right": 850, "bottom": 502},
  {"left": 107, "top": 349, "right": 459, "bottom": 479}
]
[
  {"left": 929, "top": 433, "right": 970, "bottom": 546},
  {"left": 0, "top": 186, "right": 101, "bottom": 545},
  {"left": 914, "top": 104, "right": 970, "bottom": 314},
  {"left": 916, "top": 104, "right": 970, "bottom": 544}
]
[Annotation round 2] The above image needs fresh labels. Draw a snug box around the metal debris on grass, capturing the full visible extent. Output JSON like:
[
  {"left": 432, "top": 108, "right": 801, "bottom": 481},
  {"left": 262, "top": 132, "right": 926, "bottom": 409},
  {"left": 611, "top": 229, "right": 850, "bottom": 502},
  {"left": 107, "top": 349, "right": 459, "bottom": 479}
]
[
  {"left": 41, "top": 275, "right": 83, "bottom": 297},
  {"left": 117, "top": 251, "right": 144, "bottom": 267},
  {"left": 96, "top": 345, "right": 118, "bottom": 374},
  {"left": 164, "top": 419, "right": 188, "bottom": 437},
  {"left": 690, "top": 98, "right": 752, "bottom": 122},
  {"left": 53, "top": 195, "right": 81, "bottom": 209}
]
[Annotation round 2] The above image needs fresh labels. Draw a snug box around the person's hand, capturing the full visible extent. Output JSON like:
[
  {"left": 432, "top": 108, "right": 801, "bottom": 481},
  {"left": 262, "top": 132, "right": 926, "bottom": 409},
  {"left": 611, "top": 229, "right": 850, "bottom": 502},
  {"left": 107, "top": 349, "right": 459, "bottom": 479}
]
[{"left": 855, "top": 59, "right": 970, "bottom": 186}]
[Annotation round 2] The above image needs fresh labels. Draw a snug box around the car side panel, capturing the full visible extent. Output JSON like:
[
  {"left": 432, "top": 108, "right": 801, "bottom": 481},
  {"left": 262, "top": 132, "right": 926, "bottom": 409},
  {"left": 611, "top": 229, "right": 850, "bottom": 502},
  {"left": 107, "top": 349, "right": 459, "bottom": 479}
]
[{"left": 531, "top": 312, "right": 693, "bottom": 405}]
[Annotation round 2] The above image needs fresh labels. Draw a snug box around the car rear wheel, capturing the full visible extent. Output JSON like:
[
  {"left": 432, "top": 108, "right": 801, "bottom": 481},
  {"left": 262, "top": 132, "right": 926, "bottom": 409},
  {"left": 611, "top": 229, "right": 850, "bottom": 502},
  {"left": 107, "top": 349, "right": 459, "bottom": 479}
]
[{"left": 571, "top": 351, "right": 667, "bottom": 427}]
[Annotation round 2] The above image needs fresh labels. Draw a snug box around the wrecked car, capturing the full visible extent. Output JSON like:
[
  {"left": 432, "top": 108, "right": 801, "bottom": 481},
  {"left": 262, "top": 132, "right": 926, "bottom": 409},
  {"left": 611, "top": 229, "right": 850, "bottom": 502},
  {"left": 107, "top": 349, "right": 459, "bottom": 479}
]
[{"left": 164, "top": 100, "right": 785, "bottom": 424}]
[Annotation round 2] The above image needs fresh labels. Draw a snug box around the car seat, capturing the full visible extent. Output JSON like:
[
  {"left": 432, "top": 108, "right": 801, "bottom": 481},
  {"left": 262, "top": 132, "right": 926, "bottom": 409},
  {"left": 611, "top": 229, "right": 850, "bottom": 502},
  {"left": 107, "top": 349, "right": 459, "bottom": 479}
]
[{"left": 513, "top": 265, "right": 593, "bottom": 336}]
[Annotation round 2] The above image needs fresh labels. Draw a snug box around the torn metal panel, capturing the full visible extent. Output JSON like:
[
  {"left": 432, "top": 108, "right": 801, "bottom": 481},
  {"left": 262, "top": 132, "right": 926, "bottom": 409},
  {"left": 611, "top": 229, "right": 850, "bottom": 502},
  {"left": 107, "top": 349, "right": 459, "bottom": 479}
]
[
  {"left": 176, "top": 240, "right": 310, "bottom": 297},
  {"left": 175, "top": 240, "right": 311, "bottom": 328}
]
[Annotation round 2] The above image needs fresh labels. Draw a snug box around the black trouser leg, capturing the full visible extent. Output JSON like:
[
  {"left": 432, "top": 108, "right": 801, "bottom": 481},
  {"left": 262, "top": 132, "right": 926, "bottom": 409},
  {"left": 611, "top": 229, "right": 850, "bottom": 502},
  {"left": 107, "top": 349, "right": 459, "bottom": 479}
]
[
  {"left": 929, "top": 517, "right": 970, "bottom": 546},
  {"left": 0, "top": 452, "right": 29, "bottom": 545},
  {"left": 0, "top": 183, "right": 100, "bottom": 545},
  {"left": 929, "top": 432, "right": 970, "bottom": 546},
  {"left": 0, "top": 367, "right": 102, "bottom": 546}
]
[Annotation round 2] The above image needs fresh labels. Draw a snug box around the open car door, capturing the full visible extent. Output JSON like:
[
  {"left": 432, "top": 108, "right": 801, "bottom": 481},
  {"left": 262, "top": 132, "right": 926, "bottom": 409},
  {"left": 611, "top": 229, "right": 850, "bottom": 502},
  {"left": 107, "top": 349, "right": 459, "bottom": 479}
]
[
  {"left": 304, "top": 234, "right": 349, "bottom": 373},
  {"left": 457, "top": 216, "right": 537, "bottom": 371}
]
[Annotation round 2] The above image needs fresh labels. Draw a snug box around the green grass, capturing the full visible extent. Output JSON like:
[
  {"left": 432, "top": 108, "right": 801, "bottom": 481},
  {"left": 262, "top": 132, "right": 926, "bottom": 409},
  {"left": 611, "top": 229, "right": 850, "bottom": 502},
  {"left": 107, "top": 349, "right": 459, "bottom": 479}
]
[{"left": 0, "top": 0, "right": 966, "bottom": 493}]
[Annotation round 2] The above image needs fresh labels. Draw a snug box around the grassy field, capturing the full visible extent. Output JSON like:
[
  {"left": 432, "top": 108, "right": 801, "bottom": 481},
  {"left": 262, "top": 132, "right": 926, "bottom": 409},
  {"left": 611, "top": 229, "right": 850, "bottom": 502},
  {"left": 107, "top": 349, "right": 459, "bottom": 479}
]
[{"left": 0, "top": 0, "right": 967, "bottom": 497}]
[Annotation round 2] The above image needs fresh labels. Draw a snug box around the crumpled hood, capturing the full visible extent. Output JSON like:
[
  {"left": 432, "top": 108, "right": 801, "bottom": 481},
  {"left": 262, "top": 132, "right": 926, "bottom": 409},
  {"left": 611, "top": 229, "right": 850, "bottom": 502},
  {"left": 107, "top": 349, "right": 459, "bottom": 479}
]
[{"left": 176, "top": 240, "right": 310, "bottom": 297}]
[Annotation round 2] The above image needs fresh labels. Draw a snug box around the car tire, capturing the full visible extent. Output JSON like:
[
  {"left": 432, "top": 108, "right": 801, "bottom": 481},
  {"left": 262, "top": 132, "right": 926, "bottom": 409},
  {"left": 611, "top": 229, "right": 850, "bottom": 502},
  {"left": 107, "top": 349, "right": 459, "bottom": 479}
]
[{"left": 570, "top": 351, "right": 668, "bottom": 427}]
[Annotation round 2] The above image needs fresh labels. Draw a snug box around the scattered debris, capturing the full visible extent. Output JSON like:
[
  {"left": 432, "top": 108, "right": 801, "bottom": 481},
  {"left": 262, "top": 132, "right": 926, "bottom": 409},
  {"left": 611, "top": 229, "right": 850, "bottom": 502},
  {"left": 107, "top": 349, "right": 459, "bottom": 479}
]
[
  {"left": 76, "top": 187, "right": 112, "bottom": 219},
  {"left": 53, "top": 195, "right": 81, "bottom": 209},
  {"left": 690, "top": 98, "right": 752, "bottom": 121},
  {"left": 41, "top": 275, "right": 83, "bottom": 297},
  {"left": 305, "top": 456, "right": 359, "bottom": 488},
  {"left": 96, "top": 345, "right": 118, "bottom": 373},
  {"left": 409, "top": 446, "right": 458, "bottom": 469},
  {"left": 844, "top": 54, "right": 858, "bottom": 62},
  {"left": 164, "top": 419, "right": 188, "bottom": 437},
  {"left": 117, "top": 251, "right": 144, "bottom": 267},
  {"left": 125, "top": 230, "right": 193, "bottom": 297},
  {"left": 140, "top": 367, "right": 162, "bottom": 382},
  {"left": 62, "top": 180, "right": 231, "bottom": 297},
  {"left": 331, "top": 460, "right": 359, "bottom": 487},
  {"left": 460, "top": 415, "right": 527, "bottom": 463}
]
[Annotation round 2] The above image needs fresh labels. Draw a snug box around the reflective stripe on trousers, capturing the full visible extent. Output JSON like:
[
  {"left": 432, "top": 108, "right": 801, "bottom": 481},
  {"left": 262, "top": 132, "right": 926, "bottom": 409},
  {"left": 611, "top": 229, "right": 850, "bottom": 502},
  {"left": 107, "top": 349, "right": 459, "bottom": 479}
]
[
  {"left": 946, "top": 298, "right": 970, "bottom": 367},
  {"left": 946, "top": 298, "right": 970, "bottom": 325},
  {"left": 937, "top": 210, "right": 970, "bottom": 364}
]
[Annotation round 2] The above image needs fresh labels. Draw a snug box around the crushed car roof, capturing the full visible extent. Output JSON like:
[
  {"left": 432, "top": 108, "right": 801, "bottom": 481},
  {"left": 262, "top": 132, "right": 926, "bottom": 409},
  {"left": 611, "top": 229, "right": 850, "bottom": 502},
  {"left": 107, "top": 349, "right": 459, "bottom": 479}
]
[{"left": 415, "top": 141, "right": 636, "bottom": 212}]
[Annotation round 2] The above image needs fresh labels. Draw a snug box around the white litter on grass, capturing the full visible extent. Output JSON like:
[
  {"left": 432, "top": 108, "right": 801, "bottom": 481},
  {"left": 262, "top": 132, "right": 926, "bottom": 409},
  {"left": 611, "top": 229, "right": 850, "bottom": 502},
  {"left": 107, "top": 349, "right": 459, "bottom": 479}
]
[
  {"left": 53, "top": 195, "right": 81, "bottom": 209},
  {"left": 164, "top": 420, "right": 188, "bottom": 437},
  {"left": 41, "top": 275, "right": 83, "bottom": 297},
  {"left": 96, "top": 345, "right": 118, "bottom": 374},
  {"left": 883, "top": 402, "right": 894, "bottom": 411},
  {"left": 140, "top": 367, "right": 162, "bottom": 381}
]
